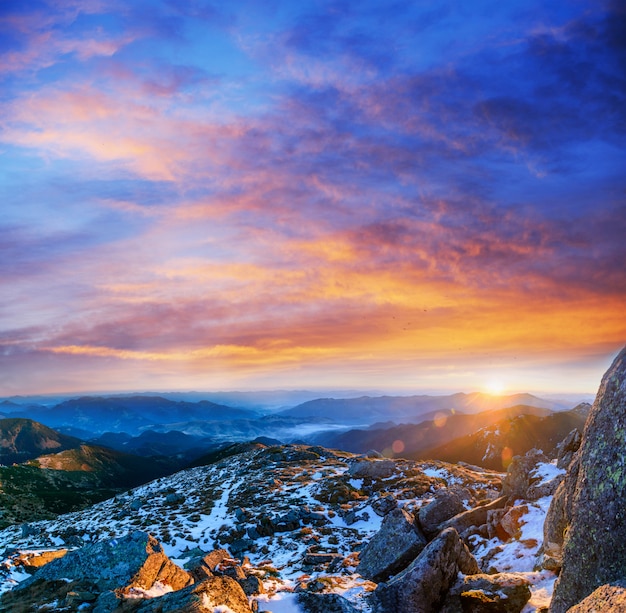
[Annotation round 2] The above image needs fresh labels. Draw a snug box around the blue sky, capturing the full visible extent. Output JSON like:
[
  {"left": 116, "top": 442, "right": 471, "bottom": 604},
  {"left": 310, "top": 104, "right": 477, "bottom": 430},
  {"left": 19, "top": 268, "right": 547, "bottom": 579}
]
[{"left": 1, "top": 0, "right": 624, "bottom": 395}]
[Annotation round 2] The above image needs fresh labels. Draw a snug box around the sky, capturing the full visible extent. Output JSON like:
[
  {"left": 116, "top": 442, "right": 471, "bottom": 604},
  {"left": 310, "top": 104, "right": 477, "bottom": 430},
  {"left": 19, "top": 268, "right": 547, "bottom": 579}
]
[{"left": 1, "top": 0, "right": 625, "bottom": 397}]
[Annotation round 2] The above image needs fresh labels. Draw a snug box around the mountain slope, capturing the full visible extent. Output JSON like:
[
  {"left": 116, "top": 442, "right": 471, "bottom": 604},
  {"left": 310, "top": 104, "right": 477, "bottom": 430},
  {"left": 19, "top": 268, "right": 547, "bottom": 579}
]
[
  {"left": 0, "top": 418, "right": 82, "bottom": 465},
  {"left": 314, "top": 405, "right": 553, "bottom": 457},
  {"left": 280, "top": 392, "right": 569, "bottom": 425},
  {"left": 421, "top": 405, "right": 590, "bottom": 470},
  {"left": 15, "top": 395, "right": 258, "bottom": 435}
]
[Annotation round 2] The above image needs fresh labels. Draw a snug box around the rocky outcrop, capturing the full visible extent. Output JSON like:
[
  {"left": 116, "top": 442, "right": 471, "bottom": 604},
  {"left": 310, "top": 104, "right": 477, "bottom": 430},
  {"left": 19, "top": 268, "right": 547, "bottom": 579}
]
[
  {"left": 374, "top": 527, "right": 479, "bottom": 613},
  {"left": 566, "top": 582, "right": 626, "bottom": 612},
  {"left": 437, "top": 496, "right": 507, "bottom": 538},
  {"left": 501, "top": 449, "right": 549, "bottom": 501},
  {"left": 555, "top": 428, "right": 582, "bottom": 470},
  {"left": 93, "top": 576, "right": 253, "bottom": 612},
  {"left": 455, "top": 573, "right": 531, "bottom": 612},
  {"left": 19, "top": 532, "right": 192, "bottom": 594},
  {"left": 549, "top": 347, "right": 626, "bottom": 613},
  {"left": 297, "top": 591, "right": 360, "bottom": 613},
  {"left": 418, "top": 487, "right": 469, "bottom": 536},
  {"left": 348, "top": 458, "right": 395, "bottom": 479},
  {"left": 356, "top": 507, "right": 426, "bottom": 582}
]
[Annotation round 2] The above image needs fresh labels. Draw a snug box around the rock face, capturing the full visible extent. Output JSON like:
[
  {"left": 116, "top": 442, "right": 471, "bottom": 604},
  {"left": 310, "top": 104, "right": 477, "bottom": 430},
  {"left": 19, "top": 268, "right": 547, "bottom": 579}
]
[
  {"left": 348, "top": 458, "right": 395, "bottom": 479},
  {"left": 374, "top": 527, "right": 479, "bottom": 613},
  {"left": 19, "top": 532, "right": 192, "bottom": 594},
  {"left": 549, "top": 347, "right": 626, "bottom": 613},
  {"left": 457, "top": 573, "right": 531, "bottom": 612},
  {"left": 418, "top": 487, "right": 468, "bottom": 536},
  {"left": 94, "top": 576, "right": 253, "bottom": 613},
  {"left": 566, "top": 582, "right": 626, "bottom": 613},
  {"left": 297, "top": 591, "right": 360, "bottom": 613},
  {"left": 356, "top": 507, "right": 426, "bottom": 582},
  {"left": 501, "top": 449, "right": 549, "bottom": 501}
]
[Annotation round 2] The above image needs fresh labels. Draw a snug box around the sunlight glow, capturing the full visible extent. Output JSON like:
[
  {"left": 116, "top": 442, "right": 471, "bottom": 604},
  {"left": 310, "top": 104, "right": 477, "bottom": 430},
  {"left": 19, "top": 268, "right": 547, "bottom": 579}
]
[{"left": 484, "top": 379, "right": 506, "bottom": 396}]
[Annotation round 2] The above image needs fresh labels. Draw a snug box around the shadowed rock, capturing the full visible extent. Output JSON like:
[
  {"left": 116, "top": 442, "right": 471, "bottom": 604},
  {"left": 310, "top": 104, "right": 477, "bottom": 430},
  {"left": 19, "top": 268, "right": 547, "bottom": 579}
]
[
  {"left": 297, "top": 591, "right": 360, "bottom": 613},
  {"left": 457, "top": 573, "right": 531, "bottom": 612},
  {"left": 17, "top": 532, "right": 192, "bottom": 595},
  {"left": 356, "top": 507, "right": 426, "bottom": 582},
  {"left": 549, "top": 347, "right": 626, "bottom": 613},
  {"left": 374, "top": 527, "right": 479, "bottom": 613},
  {"left": 418, "top": 487, "right": 469, "bottom": 537}
]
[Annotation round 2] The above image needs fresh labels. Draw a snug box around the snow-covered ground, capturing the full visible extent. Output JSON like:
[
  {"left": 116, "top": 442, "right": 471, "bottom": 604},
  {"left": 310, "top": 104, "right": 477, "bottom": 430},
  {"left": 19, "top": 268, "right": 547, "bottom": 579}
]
[{"left": 0, "top": 449, "right": 560, "bottom": 612}]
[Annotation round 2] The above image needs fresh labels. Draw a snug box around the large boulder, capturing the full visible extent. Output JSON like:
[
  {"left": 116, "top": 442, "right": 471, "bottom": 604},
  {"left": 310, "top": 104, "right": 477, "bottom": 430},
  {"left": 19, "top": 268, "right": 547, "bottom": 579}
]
[
  {"left": 550, "top": 347, "right": 626, "bottom": 613},
  {"left": 566, "top": 582, "right": 626, "bottom": 612},
  {"left": 456, "top": 573, "right": 531, "bottom": 612},
  {"left": 501, "top": 449, "right": 549, "bottom": 501},
  {"left": 356, "top": 507, "right": 427, "bottom": 582},
  {"left": 297, "top": 592, "right": 360, "bottom": 613},
  {"left": 556, "top": 428, "right": 582, "bottom": 470},
  {"left": 438, "top": 497, "right": 508, "bottom": 538},
  {"left": 17, "top": 532, "right": 192, "bottom": 595},
  {"left": 418, "top": 487, "right": 469, "bottom": 537},
  {"left": 348, "top": 458, "right": 395, "bottom": 479},
  {"left": 93, "top": 576, "right": 252, "bottom": 612},
  {"left": 374, "top": 527, "right": 479, "bottom": 613}
]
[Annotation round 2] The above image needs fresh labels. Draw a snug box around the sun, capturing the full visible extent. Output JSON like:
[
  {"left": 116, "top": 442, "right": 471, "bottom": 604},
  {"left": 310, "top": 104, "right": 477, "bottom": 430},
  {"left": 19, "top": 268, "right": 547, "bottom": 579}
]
[{"left": 484, "top": 379, "right": 506, "bottom": 395}]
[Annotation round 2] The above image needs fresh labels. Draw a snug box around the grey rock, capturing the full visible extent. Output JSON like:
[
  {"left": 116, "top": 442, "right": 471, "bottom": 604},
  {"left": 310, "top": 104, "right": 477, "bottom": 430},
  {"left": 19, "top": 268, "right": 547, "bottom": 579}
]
[
  {"left": 438, "top": 497, "right": 508, "bottom": 538},
  {"left": 297, "top": 591, "right": 360, "bottom": 613},
  {"left": 357, "top": 507, "right": 426, "bottom": 582},
  {"left": 458, "top": 573, "right": 531, "bottom": 612},
  {"left": 17, "top": 532, "right": 192, "bottom": 594},
  {"left": 541, "top": 481, "right": 568, "bottom": 571},
  {"left": 303, "top": 551, "right": 343, "bottom": 566},
  {"left": 418, "top": 487, "right": 469, "bottom": 537},
  {"left": 201, "top": 548, "right": 231, "bottom": 571},
  {"left": 165, "top": 492, "right": 185, "bottom": 504},
  {"left": 239, "top": 574, "right": 265, "bottom": 596},
  {"left": 125, "top": 576, "right": 253, "bottom": 612},
  {"left": 372, "top": 493, "right": 398, "bottom": 517},
  {"left": 550, "top": 347, "right": 626, "bottom": 613},
  {"left": 501, "top": 449, "right": 549, "bottom": 501},
  {"left": 348, "top": 459, "right": 395, "bottom": 479},
  {"left": 566, "top": 582, "right": 626, "bottom": 612},
  {"left": 374, "top": 527, "right": 479, "bottom": 613},
  {"left": 556, "top": 428, "right": 582, "bottom": 470}
]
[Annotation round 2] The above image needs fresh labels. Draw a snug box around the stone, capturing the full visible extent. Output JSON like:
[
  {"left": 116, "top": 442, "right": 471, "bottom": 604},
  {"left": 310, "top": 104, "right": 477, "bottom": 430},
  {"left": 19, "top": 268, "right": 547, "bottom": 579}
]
[
  {"left": 556, "top": 428, "right": 582, "bottom": 470},
  {"left": 372, "top": 493, "right": 398, "bottom": 516},
  {"left": 348, "top": 459, "right": 395, "bottom": 479},
  {"left": 566, "top": 582, "right": 626, "bottom": 612},
  {"left": 501, "top": 449, "right": 549, "bottom": 502},
  {"left": 499, "top": 505, "right": 529, "bottom": 540},
  {"left": 303, "top": 551, "right": 343, "bottom": 566},
  {"left": 458, "top": 573, "right": 532, "bottom": 612},
  {"left": 100, "top": 576, "right": 253, "bottom": 613},
  {"left": 438, "top": 497, "right": 508, "bottom": 538},
  {"left": 418, "top": 487, "right": 469, "bottom": 536},
  {"left": 356, "top": 507, "right": 427, "bottom": 582},
  {"left": 374, "top": 527, "right": 479, "bottom": 613},
  {"left": 16, "top": 532, "right": 192, "bottom": 595},
  {"left": 239, "top": 574, "right": 265, "bottom": 596},
  {"left": 297, "top": 591, "right": 360, "bottom": 612},
  {"left": 541, "top": 481, "right": 568, "bottom": 572},
  {"left": 550, "top": 347, "right": 626, "bottom": 613},
  {"left": 15, "top": 549, "right": 68, "bottom": 570}
]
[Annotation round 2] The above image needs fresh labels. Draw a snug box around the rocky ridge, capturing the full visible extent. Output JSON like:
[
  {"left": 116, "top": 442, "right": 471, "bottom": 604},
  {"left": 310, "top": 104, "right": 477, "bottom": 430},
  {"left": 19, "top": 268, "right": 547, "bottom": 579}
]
[{"left": 0, "top": 439, "right": 563, "bottom": 612}]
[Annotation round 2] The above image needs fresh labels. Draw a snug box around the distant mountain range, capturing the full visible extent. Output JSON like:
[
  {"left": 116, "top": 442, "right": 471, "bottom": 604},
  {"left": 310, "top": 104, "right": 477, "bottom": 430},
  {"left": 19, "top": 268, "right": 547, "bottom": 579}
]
[
  {"left": 279, "top": 392, "right": 571, "bottom": 425},
  {"left": 3, "top": 395, "right": 258, "bottom": 436}
]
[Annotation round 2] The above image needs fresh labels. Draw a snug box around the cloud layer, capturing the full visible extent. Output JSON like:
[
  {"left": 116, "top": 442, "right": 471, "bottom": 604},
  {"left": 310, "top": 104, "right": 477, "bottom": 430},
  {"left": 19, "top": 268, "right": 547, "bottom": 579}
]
[{"left": 1, "top": 0, "right": 624, "bottom": 394}]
